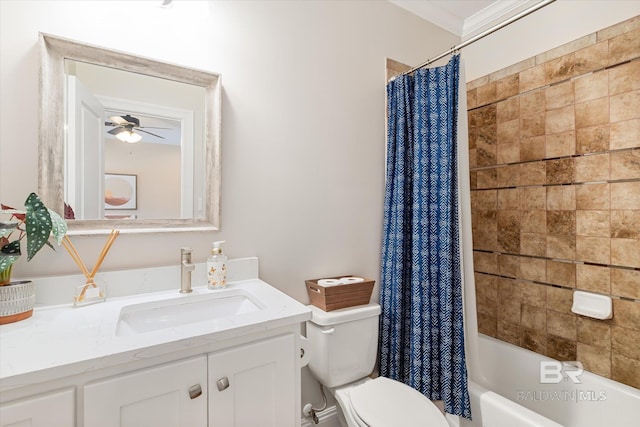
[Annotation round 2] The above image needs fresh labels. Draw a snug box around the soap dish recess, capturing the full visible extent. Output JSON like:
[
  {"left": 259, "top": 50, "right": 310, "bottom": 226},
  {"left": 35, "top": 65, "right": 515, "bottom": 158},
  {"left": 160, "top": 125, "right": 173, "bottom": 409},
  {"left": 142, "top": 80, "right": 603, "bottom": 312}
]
[{"left": 571, "top": 290, "right": 612, "bottom": 320}]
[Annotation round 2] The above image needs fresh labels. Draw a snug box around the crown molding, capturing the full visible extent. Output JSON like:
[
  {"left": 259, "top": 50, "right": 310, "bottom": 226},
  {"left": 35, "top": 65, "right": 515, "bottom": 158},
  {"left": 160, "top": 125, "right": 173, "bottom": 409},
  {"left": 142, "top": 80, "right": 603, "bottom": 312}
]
[
  {"left": 462, "top": 0, "right": 545, "bottom": 39},
  {"left": 388, "top": 0, "right": 467, "bottom": 36}
]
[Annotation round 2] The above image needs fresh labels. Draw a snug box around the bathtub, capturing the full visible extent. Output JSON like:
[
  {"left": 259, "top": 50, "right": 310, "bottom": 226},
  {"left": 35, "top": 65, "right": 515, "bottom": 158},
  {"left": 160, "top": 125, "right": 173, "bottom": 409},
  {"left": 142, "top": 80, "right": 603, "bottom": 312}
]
[{"left": 446, "top": 334, "right": 640, "bottom": 427}]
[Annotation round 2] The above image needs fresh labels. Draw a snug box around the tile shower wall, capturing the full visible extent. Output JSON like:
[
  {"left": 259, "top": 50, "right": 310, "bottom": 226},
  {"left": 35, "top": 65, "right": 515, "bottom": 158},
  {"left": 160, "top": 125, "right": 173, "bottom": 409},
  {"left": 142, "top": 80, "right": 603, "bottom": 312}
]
[{"left": 467, "top": 16, "right": 640, "bottom": 389}]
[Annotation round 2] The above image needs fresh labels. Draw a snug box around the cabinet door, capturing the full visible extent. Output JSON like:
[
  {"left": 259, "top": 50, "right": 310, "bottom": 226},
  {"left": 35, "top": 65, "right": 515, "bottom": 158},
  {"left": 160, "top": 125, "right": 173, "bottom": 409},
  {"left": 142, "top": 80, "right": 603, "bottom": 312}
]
[
  {"left": 0, "top": 388, "right": 75, "bottom": 427},
  {"left": 209, "top": 334, "right": 296, "bottom": 427},
  {"left": 84, "top": 356, "right": 207, "bottom": 427}
]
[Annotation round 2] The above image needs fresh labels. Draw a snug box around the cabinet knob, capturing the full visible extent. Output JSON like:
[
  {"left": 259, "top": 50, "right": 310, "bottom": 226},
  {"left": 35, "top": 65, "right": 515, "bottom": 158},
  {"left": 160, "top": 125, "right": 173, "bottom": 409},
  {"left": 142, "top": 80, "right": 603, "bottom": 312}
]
[
  {"left": 217, "top": 376, "right": 230, "bottom": 391},
  {"left": 188, "top": 384, "right": 203, "bottom": 399}
]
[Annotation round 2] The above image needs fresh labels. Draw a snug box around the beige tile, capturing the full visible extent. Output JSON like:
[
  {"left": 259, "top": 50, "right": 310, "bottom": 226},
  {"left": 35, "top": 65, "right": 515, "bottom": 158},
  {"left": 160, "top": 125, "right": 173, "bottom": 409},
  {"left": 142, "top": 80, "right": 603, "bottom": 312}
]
[
  {"left": 577, "top": 317, "right": 611, "bottom": 349},
  {"left": 611, "top": 238, "right": 640, "bottom": 268},
  {"left": 597, "top": 16, "right": 640, "bottom": 41},
  {"left": 477, "top": 82, "right": 497, "bottom": 107},
  {"left": 547, "top": 234, "right": 576, "bottom": 260},
  {"left": 576, "top": 125, "right": 609, "bottom": 154},
  {"left": 576, "top": 210, "right": 610, "bottom": 237},
  {"left": 521, "top": 327, "right": 546, "bottom": 354},
  {"left": 547, "top": 210, "right": 576, "bottom": 236},
  {"left": 611, "top": 182, "right": 640, "bottom": 210},
  {"left": 498, "top": 254, "right": 520, "bottom": 278},
  {"left": 545, "top": 81, "right": 574, "bottom": 110},
  {"left": 612, "top": 298, "right": 640, "bottom": 330},
  {"left": 610, "top": 118, "right": 640, "bottom": 150},
  {"left": 497, "top": 140, "right": 520, "bottom": 164},
  {"left": 576, "top": 183, "right": 609, "bottom": 210},
  {"left": 547, "top": 310, "right": 577, "bottom": 340},
  {"left": 474, "top": 251, "right": 498, "bottom": 274},
  {"left": 520, "top": 64, "right": 546, "bottom": 93},
  {"left": 478, "top": 312, "right": 497, "bottom": 337},
  {"left": 497, "top": 320, "right": 521, "bottom": 346},
  {"left": 612, "top": 326, "right": 640, "bottom": 361},
  {"left": 496, "top": 97, "right": 520, "bottom": 123},
  {"left": 474, "top": 104, "right": 497, "bottom": 127},
  {"left": 520, "top": 114, "right": 545, "bottom": 139},
  {"left": 546, "top": 334, "right": 577, "bottom": 361},
  {"left": 576, "top": 236, "right": 611, "bottom": 265},
  {"left": 520, "top": 136, "right": 545, "bottom": 161},
  {"left": 578, "top": 343, "right": 612, "bottom": 378},
  {"left": 474, "top": 228, "right": 498, "bottom": 252},
  {"left": 469, "top": 149, "right": 478, "bottom": 168},
  {"left": 576, "top": 264, "right": 611, "bottom": 294},
  {"left": 497, "top": 118, "right": 519, "bottom": 144},
  {"left": 536, "top": 33, "right": 594, "bottom": 63},
  {"left": 470, "top": 171, "right": 477, "bottom": 190},
  {"left": 497, "top": 278, "right": 522, "bottom": 322},
  {"left": 498, "top": 211, "right": 521, "bottom": 254},
  {"left": 520, "top": 232, "right": 547, "bottom": 257},
  {"left": 546, "top": 158, "right": 575, "bottom": 185},
  {"left": 575, "top": 41, "right": 608, "bottom": 74},
  {"left": 519, "top": 162, "right": 546, "bottom": 186},
  {"left": 468, "top": 75, "right": 489, "bottom": 91},
  {"left": 545, "top": 53, "right": 576, "bottom": 84},
  {"left": 575, "top": 153, "right": 610, "bottom": 182},
  {"left": 611, "top": 90, "right": 640, "bottom": 123},
  {"left": 546, "top": 260, "right": 576, "bottom": 288},
  {"left": 545, "top": 106, "right": 575, "bottom": 135},
  {"left": 575, "top": 97, "right": 609, "bottom": 129},
  {"left": 611, "top": 268, "right": 640, "bottom": 299},
  {"left": 547, "top": 185, "right": 576, "bottom": 210},
  {"left": 520, "top": 89, "right": 545, "bottom": 116},
  {"left": 476, "top": 190, "right": 497, "bottom": 210},
  {"left": 476, "top": 168, "right": 497, "bottom": 189},
  {"left": 476, "top": 274, "right": 498, "bottom": 318},
  {"left": 521, "top": 281, "right": 547, "bottom": 308},
  {"left": 547, "top": 286, "right": 574, "bottom": 314},
  {"left": 575, "top": 70, "right": 609, "bottom": 103},
  {"left": 610, "top": 150, "right": 640, "bottom": 181},
  {"left": 520, "top": 186, "right": 546, "bottom": 210},
  {"left": 611, "top": 211, "right": 640, "bottom": 239},
  {"left": 496, "top": 164, "right": 520, "bottom": 188},
  {"left": 467, "top": 89, "right": 478, "bottom": 109},
  {"left": 612, "top": 354, "right": 640, "bottom": 389},
  {"left": 521, "top": 210, "right": 546, "bottom": 233},
  {"left": 546, "top": 131, "right": 576, "bottom": 158},
  {"left": 609, "top": 27, "right": 640, "bottom": 65},
  {"left": 498, "top": 188, "right": 520, "bottom": 210},
  {"left": 496, "top": 73, "right": 520, "bottom": 100},
  {"left": 609, "top": 59, "right": 640, "bottom": 96},
  {"left": 522, "top": 304, "right": 547, "bottom": 331},
  {"left": 520, "top": 257, "right": 546, "bottom": 282}
]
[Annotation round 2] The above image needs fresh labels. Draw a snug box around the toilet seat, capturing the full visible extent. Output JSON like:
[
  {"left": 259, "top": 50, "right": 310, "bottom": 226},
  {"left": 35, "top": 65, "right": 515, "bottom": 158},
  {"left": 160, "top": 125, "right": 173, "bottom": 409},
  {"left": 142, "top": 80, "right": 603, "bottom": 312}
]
[{"left": 348, "top": 377, "right": 449, "bottom": 427}]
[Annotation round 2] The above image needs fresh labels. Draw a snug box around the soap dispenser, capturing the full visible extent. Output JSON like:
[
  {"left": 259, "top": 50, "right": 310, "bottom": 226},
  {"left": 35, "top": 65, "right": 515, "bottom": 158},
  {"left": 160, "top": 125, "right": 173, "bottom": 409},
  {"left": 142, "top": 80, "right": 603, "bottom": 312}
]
[{"left": 207, "top": 240, "right": 227, "bottom": 290}]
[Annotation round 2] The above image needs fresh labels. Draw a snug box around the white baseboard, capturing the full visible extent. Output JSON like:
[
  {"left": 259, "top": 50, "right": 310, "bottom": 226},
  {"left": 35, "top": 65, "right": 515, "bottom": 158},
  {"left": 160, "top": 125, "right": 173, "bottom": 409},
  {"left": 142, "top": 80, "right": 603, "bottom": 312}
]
[{"left": 301, "top": 404, "right": 340, "bottom": 427}]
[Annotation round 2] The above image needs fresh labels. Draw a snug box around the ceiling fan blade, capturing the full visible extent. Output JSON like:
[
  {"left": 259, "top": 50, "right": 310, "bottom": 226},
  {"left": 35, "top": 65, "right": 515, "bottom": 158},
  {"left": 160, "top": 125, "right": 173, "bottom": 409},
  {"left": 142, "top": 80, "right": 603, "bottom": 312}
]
[
  {"left": 108, "top": 114, "right": 140, "bottom": 127},
  {"left": 107, "top": 127, "right": 122, "bottom": 136},
  {"left": 108, "top": 115, "right": 129, "bottom": 125},
  {"left": 138, "top": 126, "right": 172, "bottom": 130},
  {"left": 137, "top": 129, "right": 165, "bottom": 139}
]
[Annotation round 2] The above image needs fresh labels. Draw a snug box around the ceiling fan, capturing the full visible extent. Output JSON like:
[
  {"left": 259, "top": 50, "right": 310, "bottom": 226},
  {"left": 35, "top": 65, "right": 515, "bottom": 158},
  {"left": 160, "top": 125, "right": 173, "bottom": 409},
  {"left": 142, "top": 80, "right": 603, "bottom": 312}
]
[{"left": 105, "top": 114, "right": 168, "bottom": 143}]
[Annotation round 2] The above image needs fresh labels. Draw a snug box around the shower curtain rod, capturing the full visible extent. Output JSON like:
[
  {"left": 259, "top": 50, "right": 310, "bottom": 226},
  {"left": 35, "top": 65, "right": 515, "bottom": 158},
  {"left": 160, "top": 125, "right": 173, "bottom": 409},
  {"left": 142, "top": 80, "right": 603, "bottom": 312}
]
[{"left": 403, "top": 0, "right": 556, "bottom": 75}]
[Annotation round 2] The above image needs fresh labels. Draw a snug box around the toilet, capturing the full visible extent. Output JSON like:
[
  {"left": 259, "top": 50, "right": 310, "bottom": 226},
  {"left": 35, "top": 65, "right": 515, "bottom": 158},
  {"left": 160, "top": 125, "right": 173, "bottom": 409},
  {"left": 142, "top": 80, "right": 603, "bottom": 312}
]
[{"left": 306, "top": 303, "right": 449, "bottom": 427}]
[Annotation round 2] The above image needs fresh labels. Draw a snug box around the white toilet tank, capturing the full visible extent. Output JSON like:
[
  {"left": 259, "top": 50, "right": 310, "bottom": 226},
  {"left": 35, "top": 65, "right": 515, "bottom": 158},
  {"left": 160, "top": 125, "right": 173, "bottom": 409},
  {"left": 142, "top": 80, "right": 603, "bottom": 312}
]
[{"left": 306, "top": 303, "right": 381, "bottom": 388}]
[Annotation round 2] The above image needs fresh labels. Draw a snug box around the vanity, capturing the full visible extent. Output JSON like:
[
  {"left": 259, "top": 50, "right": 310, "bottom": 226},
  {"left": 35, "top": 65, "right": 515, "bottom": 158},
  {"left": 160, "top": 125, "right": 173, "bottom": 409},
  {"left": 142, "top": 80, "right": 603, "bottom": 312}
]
[{"left": 0, "top": 259, "right": 311, "bottom": 427}]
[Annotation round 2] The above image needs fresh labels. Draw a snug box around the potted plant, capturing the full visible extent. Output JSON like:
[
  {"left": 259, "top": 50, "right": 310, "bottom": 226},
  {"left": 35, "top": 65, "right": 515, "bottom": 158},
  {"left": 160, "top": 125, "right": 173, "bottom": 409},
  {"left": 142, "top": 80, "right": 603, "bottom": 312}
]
[{"left": 0, "top": 193, "right": 67, "bottom": 324}]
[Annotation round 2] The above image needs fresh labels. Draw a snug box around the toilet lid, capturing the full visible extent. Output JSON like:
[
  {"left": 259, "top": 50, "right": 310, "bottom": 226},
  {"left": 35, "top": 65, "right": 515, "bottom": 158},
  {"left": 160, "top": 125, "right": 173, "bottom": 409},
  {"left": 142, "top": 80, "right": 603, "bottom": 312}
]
[{"left": 349, "top": 377, "right": 448, "bottom": 427}]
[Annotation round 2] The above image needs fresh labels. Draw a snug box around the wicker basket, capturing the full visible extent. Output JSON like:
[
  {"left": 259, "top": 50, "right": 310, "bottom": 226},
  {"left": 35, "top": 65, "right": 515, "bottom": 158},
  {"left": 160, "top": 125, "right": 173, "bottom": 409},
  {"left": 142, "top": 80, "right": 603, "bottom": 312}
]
[
  {"left": 305, "top": 276, "right": 374, "bottom": 312},
  {"left": 0, "top": 280, "right": 35, "bottom": 324}
]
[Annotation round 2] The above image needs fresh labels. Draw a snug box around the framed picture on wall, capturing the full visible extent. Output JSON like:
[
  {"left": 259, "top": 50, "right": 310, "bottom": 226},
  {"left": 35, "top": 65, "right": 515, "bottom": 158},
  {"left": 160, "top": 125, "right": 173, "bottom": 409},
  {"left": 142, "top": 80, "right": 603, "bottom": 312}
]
[{"left": 105, "top": 173, "right": 137, "bottom": 210}]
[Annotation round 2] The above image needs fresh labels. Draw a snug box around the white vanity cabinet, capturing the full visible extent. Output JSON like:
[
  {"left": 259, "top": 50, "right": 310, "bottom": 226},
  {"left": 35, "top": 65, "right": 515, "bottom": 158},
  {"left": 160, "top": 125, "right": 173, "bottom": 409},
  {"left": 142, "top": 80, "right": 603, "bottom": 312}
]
[
  {"left": 209, "top": 334, "right": 296, "bottom": 426},
  {"left": 0, "top": 388, "right": 75, "bottom": 427},
  {"left": 83, "top": 356, "right": 208, "bottom": 427}
]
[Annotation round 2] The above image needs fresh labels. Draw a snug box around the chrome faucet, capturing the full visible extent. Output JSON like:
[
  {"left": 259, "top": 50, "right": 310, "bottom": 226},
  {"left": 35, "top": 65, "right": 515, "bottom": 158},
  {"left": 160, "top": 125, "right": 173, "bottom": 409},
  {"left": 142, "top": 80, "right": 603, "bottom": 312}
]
[{"left": 180, "top": 247, "right": 195, "bottom": 293}]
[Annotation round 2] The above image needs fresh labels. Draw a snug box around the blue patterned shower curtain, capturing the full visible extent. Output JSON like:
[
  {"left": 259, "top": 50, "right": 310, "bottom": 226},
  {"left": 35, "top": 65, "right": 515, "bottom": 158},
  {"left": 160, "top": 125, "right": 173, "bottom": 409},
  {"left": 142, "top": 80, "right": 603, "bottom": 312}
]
[{"left": 379, "top": 55, "right": 471, "bottom": 419}]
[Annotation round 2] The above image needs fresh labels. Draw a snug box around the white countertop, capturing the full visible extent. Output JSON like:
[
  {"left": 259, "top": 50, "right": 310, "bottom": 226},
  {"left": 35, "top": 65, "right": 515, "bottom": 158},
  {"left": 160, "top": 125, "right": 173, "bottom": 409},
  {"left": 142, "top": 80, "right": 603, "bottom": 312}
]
[{"left": 0, "top": 278, "right": 311, "bottom": 391}]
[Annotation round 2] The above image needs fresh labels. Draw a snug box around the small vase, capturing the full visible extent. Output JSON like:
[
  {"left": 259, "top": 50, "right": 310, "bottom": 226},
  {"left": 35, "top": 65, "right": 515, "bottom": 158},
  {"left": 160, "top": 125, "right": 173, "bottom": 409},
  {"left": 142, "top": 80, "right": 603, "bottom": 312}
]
[{"left": 0, "top": 280, "right": 35, "bottom": 325}]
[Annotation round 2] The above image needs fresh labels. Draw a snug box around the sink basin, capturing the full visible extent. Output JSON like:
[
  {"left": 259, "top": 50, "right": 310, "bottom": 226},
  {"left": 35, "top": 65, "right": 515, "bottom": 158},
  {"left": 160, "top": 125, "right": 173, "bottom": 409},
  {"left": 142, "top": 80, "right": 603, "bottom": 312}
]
[{"left": 116, "top": 289, "right": 263, "bottom": 336}]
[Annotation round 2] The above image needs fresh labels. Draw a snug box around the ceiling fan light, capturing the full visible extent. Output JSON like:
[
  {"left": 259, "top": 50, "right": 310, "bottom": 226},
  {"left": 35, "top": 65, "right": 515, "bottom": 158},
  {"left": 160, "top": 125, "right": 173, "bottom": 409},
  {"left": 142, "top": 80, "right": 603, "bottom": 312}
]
[{"left": 116, "top": 129, "right": 142, "bottom": 143}]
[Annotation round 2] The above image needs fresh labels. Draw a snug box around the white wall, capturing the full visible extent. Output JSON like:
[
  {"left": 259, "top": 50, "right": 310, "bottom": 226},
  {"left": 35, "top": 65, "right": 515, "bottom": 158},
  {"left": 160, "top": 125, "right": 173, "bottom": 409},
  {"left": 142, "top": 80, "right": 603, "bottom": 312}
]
[{"left": 463, "top": 0, "right": 640, "bottom": 82}]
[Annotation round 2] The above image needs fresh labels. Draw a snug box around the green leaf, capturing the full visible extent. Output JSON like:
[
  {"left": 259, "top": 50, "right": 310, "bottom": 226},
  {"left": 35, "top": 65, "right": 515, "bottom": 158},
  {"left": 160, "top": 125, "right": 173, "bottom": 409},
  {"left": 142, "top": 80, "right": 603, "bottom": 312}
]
[
  {"left": 24, "top": 193, "right": 52, "bottom": 261},
  {"left": 48, "top": 209, "right": 67, "bottom": 245},
  {"left": 0, "top": 254, "right": 18, "bottom": 275},
  {"left": 0, "top": 241, "right": 20, "bottom": 274},
  {"left": 0, "top": 222, "right": 18, "bottom": 239}
]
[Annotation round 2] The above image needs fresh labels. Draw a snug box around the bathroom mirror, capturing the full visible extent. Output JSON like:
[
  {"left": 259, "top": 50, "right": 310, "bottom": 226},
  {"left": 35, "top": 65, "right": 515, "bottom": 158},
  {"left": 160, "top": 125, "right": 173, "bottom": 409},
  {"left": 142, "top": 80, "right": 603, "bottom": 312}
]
[{"left": 39, "top": 33, "right": 221, "bottom": 234}]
